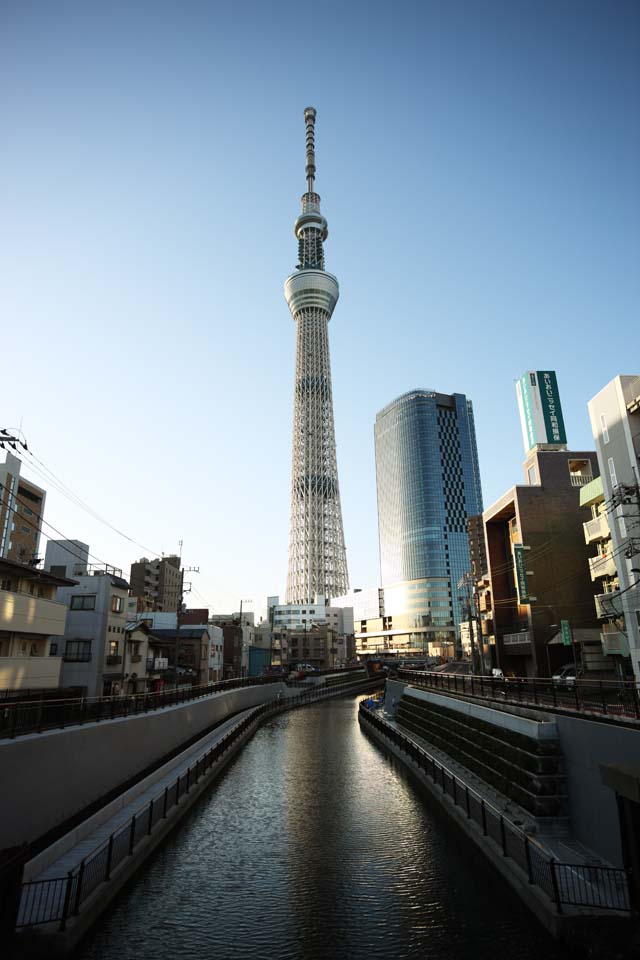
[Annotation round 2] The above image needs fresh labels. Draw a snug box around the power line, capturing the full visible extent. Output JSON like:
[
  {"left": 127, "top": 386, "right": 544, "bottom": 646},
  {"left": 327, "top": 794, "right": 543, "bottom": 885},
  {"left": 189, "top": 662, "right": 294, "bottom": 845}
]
[
  {"left": 0, "top": 480, "right": 117, "bottom": 572},
  {"left": 1, "top": 430, "right": 163, "bottom": 559}
]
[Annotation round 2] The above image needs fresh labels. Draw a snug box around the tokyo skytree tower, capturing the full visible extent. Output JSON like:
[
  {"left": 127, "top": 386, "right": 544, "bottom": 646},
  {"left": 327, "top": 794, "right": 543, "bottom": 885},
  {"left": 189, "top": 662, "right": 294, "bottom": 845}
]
[{"left": 284, "top": 107, "right": 349, "bottom": 604}]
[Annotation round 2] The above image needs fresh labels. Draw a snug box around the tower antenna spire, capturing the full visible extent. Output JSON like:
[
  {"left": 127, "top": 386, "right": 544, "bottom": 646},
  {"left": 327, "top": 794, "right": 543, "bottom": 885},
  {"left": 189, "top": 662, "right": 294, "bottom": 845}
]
[{"left": 304, "top": 106, "right": 317, "bottom": 192}]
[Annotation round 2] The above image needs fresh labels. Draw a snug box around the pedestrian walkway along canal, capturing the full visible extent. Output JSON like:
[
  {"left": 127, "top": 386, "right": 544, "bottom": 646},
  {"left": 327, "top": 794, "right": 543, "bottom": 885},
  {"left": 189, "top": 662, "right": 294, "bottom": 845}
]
[{"left": 75, "top": 696, "right": 568, "bottom": 960}]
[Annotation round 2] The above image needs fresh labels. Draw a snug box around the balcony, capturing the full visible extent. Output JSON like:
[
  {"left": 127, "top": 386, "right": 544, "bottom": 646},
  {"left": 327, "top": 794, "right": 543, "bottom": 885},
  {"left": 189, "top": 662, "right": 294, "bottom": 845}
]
[
  {"left": 0, "top": 656, "right": 62, "bottom": 691},
  {"left": 502, "top": 630, "right": 532, "bottom": 649},
  {"left": 147, "top": 657, "right": 168, "bottom": 672},
  {"left": 589, "top": 552, "right": 616, "bottom": 581},
  {"left": 570, "top": 474, "right": 594, "bottom": 487},
  {"left": 601, "top": 629, "right": 629, "bottom": 657},
  {"left": 583, "top": 514, "right": 609, "bottom": 544},
  {"left": 106, "top": 655, "right": 123, "bottom": 666},
  {"left": 595, "top": 592, "right": 622, "bottom": 619},
  {"left": 130, "top": 654, "right": 142, "bottom": 663},
  {"left": 0, "top": 590, "right": 68, "bottom": 637}
]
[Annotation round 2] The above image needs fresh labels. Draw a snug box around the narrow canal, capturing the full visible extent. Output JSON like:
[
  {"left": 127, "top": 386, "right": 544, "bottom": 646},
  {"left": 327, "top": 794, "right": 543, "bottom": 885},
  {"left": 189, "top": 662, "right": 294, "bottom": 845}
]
[{"left": 76, "top": 696, "right": 568, "bottom": 960}]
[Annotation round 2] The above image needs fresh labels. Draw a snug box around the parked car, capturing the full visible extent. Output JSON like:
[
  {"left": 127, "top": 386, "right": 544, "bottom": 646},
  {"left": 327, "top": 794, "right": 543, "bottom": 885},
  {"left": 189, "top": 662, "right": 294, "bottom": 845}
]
[{"left": 552, "top": 664, "right": 580, "bottom": 687}]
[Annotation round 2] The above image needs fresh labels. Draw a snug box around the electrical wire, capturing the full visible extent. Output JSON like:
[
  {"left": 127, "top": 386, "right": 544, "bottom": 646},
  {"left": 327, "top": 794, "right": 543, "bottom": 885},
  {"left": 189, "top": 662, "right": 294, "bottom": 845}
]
[
  {"left": 1, "top": 431, "right": 163, "bottom": 559},
  {"left": 0, "top": 480, "right": 118, "bottom": 572}
]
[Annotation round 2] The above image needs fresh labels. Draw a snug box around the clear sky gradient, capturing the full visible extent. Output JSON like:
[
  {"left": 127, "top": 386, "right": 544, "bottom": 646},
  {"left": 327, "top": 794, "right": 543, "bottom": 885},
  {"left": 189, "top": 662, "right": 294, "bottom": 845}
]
[{"left": 2, "top": 1, "right": 639, "bottom": 617}]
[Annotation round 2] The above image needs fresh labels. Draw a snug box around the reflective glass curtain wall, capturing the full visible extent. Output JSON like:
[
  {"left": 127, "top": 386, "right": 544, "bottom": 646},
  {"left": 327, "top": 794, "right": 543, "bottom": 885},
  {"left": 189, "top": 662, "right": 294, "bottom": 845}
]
[{"left": 374, "top": 390, "right": 483, "bottom": 633}]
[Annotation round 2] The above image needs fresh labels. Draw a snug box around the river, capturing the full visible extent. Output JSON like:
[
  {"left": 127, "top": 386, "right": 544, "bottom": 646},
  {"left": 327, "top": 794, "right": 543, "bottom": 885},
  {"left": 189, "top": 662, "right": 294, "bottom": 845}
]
[{"left": 76, "top": 695, "right": 569, "bottom": 959}]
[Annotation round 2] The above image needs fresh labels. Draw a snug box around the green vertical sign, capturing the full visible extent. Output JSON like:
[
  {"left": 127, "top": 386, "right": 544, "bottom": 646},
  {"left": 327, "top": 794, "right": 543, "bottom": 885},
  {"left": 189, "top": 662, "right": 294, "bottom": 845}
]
[
  {"left": 561, "top": 619, "right": 572, "bottom": 647},
  {"left": 538, "top": 371, "right": 567, "bottom": 445},
  {"left": 513, "top": 545, "right": 530, "bottom": 604}
]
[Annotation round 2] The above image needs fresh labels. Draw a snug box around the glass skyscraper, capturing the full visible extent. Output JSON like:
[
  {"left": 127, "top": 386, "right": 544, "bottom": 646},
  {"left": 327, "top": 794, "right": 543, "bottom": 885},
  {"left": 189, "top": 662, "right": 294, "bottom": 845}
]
[{"left": 374, "top": 389, "right": 483, "bottom": 643}]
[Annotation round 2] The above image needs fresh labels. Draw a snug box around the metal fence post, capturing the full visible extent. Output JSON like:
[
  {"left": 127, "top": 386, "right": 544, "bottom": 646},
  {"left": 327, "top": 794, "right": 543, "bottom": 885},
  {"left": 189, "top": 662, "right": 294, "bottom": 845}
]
[
  {"left": 524, "top": 836, "right": 533, "bottom": 883},
  {"left": 9, "top": 705, "right": 17, "bottom": 739},
  {"left": 500, "top": 815, "right": 507, "bottom": 856},
  {"left": 73, "top": 861, "right": 85, "bottom": 915},
  {"left": 59, "top": 870, "right": 75, "bottom": 931},
  {"left": 105, "top": 834, "right": 114, "bottom": 880},
  {"left": 148, "top": 800, "right": 154, "bottom": 835},
  {"left": 163, "top": 786, "right": 169, "bottom": 818},
  {"left": 549, "top": 859, "right": 563, "bottom": 913},
  {"left": 465, "top": 786, "right": 471, "bottom": 818},
  {"left": 481, "top": 800, "right": 487, "bottom": 835},
  {"left": 129, "top": 816, "right": 136, "bottom": 855}
]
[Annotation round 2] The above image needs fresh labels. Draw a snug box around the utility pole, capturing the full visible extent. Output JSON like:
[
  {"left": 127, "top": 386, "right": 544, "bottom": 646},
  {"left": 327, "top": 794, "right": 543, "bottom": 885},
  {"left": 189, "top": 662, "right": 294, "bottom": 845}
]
[
  {"left": 237, "top": 599, "right": 252, "bottom": 678},
  {"left": 458, "top": 572, "right": 479, "bottom": 673},
  {"left": 473, "top": 586, "right": 486, "bottom": 675}
]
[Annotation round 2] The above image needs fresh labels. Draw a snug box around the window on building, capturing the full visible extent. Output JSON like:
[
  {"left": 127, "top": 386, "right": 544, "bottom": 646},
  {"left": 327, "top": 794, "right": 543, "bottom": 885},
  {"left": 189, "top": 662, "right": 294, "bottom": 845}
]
[
  {"left": 527, "top": 465, "right": 537, "bottom": 486},
  {"left": 608, "top": 457, "right": 618, "bottom": 488},
  {"left": 21, "top": 525, "right": 30, "bottom": 534},
  {"left": 108, "top": 640, "right": 119, "bottom": 657},
  {"left": 50, "top": 565, "right": 66, "bottom": 578},
  {"left": 49, "top": 642, "right": 58, "bottom": 656},
  {"left": 23, "top": 506, "right": 34, "bottom": 516},
  {"left": 111, "top": 596, "right": 123, "bottom": 614},
  {"left": 70, "top": 595, "right": 96, "bottom": 611},
  {"left": 64, "top": 639, "right": 92, "bottom": 662},
  {"left": 600, "top": 413, "right": 609, "bottom": 444},
  {"left": 0, "top": 578, "right": 12, "bottom": 591}
]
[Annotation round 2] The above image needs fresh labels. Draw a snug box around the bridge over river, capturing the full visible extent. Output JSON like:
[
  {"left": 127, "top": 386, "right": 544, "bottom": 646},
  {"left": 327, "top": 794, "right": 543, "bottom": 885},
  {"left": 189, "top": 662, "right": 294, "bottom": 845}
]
[{"left": 70, "top": 695, "right": 564, "bottom": 960}]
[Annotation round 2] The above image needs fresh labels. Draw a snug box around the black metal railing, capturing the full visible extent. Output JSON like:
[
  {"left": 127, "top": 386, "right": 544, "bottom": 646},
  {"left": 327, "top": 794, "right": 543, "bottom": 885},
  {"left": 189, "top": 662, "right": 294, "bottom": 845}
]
[
  {"left": 0, "top": 676, "right": 283, "bottom": 740},
  {"left": 397, "top": 669, "right": 640, "bottom": 721},
  {"left": 15, "top": 676, "right": 382, "bottom": 930},
  {"left": 359, "top": 702, "right": 630, "bottom": 914}
]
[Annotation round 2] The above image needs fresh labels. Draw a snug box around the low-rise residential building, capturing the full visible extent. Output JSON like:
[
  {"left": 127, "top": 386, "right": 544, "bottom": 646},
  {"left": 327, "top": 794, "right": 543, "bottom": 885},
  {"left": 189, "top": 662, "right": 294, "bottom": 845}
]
[
  {"left": 129, "top": 555, "right": 182, "bottom": 612},
  {"left": 580, "top": 476, "right": 630, "bottom": 677},
  {"left": 484, "top": 448, "right": 601, "bottom": 678},
  {"left": 210, "top": 612, "right": 254, "bottom": 677},
  {"left": 123, "top": 620, "right": 152, "bottom": 694},
  {"left": 0, "top": 452, "right": 46, "bottom": 564},
  {"left": 0, "top": 558, "right": 75, "bottom": 690},
  {"left": 282, "top": 622, "right": 338, "bottom": 671},
  {"left": 146, "top": 626, "right": 210, "bottom": 687},
  {"left": 53, "top": 566, "right": 131, "bottom": 698},
  {"left": 44, "top": 539, "right": 89, "bottom": 579},
  {"left": 587, "top": 375, "right": 640, "bottom": 682}
]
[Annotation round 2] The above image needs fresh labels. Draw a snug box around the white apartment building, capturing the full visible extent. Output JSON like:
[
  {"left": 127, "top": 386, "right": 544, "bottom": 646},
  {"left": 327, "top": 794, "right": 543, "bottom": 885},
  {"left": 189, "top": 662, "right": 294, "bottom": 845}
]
[{"left": 588, "top": 375, "right": 640, "bottom": 682}]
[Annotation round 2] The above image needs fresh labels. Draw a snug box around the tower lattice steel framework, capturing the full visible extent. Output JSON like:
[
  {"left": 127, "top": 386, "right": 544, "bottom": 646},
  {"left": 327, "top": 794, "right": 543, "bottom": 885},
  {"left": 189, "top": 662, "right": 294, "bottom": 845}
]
[{"left": 284, "top": 107, "right": 349, "bottom": 604}]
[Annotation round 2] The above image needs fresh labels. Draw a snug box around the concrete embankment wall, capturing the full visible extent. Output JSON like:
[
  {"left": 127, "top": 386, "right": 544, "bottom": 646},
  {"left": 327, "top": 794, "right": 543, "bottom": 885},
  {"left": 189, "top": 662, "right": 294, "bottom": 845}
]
[
  {"left": 386, "top": 679, "right": 640, "bottom": 866},
  {"left": 0, "top": 682, "right": 292, "bottom": 852},
  {"left": 553, "top": 713, "right": 638, "bottom": 866}
]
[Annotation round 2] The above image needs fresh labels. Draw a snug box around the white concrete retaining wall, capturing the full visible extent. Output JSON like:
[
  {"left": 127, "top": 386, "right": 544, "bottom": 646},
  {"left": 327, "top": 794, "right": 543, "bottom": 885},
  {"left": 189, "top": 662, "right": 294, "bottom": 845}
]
[{"left": 0, "top": 682, "right": 292, "bottom": 851}]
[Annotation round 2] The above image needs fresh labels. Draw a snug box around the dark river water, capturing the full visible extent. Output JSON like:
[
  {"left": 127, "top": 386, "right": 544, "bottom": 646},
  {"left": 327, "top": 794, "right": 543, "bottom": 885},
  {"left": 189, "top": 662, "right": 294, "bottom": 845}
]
[{"left": 76, "top": 696, "right": 570, "bottom": 960}]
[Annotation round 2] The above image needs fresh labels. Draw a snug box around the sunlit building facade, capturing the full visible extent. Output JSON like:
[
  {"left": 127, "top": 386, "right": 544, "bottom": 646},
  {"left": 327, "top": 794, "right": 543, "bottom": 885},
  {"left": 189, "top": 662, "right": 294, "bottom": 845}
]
[{"left": 374, "top": 389, "right": 483, "bottom": 649}]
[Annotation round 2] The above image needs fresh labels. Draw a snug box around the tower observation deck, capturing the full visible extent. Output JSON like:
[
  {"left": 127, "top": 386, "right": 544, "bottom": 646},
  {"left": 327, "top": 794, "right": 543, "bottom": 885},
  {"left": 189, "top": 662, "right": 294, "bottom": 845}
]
[{"left": 284, "top": 108, "right": 349, "bottom": 604}]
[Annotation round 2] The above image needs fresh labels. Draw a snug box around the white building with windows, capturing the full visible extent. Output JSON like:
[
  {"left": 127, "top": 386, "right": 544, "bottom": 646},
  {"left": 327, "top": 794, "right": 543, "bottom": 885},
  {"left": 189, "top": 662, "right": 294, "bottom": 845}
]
[
  {"left": 588, "top": 375, "right": 640, "bottom": 681},
  {"left": 50, "top": 566, "right": 131, "bottom": 698}
]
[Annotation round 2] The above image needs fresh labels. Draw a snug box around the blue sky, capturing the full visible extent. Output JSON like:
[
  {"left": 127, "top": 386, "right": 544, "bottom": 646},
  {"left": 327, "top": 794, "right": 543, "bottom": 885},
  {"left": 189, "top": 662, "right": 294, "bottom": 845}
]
[{"left": 2, "top": 0, "right": 639, "bottom": 617}]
